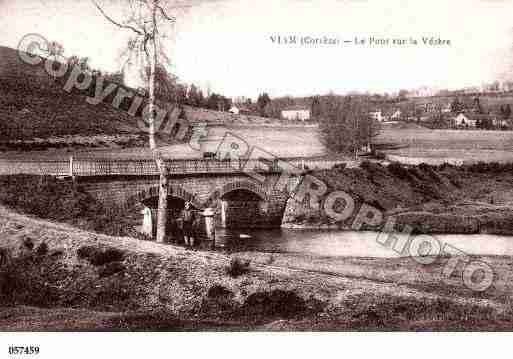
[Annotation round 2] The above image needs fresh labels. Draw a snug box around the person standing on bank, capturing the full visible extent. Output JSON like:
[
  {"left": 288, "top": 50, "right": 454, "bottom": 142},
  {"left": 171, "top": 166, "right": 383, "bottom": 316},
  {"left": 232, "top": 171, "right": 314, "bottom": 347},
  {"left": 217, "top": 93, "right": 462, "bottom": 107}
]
[{"left": 180, "top": 201, "right": 196, "bottom": 248}]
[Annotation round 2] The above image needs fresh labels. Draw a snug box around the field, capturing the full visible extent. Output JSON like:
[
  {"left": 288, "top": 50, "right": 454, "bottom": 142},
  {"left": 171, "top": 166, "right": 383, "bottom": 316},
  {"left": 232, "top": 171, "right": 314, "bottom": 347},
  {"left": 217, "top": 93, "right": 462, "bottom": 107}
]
[
  {"left": 0, "top": 125, "right": 327, "bottom": 160},
  {"left": 2, "top": 124, "right": 513, "bottom": 165},
  {"left": 378, "top": 125, "right": 513, "bottom": 164}
]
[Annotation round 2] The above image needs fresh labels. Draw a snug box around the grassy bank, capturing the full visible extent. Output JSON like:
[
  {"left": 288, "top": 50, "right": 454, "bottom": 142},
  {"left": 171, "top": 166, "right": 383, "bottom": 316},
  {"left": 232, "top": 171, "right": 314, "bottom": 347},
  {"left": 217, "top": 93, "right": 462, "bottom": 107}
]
[
  {"left": 284, "top": 161, "right": 513, "bottom": 235},
  {"left": 1, "top": 206, "right": 513, "bottom": 331},
  {"left": 0, "top": 175, "right": 139, "bottom": 238}
]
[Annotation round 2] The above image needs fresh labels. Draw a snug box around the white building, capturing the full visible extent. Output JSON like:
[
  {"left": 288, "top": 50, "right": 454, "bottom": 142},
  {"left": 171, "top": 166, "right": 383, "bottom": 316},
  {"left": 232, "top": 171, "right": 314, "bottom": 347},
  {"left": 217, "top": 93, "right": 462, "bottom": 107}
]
[
  {"left": 228, "top": 105, "right": 240, "bottom": 115},
  {"left": 389, "top": 109, "right": 402, "bottom": 120},
  {"left": 452, "top": 113, "right": 476, "bottom": 128},
  {"left": 281, "top": 107, "right": 311, "bottom": 121},
  {"left": 369, "top": 110, "right": 384, "bottom": 122}
]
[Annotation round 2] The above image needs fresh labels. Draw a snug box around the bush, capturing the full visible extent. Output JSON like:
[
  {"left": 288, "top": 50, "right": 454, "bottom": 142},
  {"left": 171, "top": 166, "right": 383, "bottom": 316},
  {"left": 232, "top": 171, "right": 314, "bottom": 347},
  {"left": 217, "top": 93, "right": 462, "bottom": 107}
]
[
  {"left": 0, "top": 254, "right": 60, "bottom": 307},
  {"left": 77, "top": 246, "right": 126, "bottom": 266},
  {"left": 419, "top": 163, "right": 442, "bottom": 183},
  {"left": 226, "top": 257, "right": 250, "bottom": 277},
  {"left": 332, "top": 163, "right": 347, "bottom": 171},
  {"left": 465, "top": 161, "right": 513, "bottom": 174},
  {"left": 0, "top": 175, "right": 137, "bottom": 237},
  {"left": 415, "top": 182, "right": 442, "bottom": 200},
  {"left": 387, "top": 162, "right": 414, "bottom": 181},
  {"left": 242, "top": 289, "right": 306, "bottom": 318},
  {"left": 207, "top": 285, "right": 233, "bottom": 299},
  {"left": 361, "top": 160, "right": 387, "bottom": 177},
  {"left": 0, "top": 175, "right": 96, "bottom": 222},
  {"left": 35, "top": 242, "right": 48, "bottom": 256},
  {"left": 98, "top": 261, "right": 125, "bottom": 278}
]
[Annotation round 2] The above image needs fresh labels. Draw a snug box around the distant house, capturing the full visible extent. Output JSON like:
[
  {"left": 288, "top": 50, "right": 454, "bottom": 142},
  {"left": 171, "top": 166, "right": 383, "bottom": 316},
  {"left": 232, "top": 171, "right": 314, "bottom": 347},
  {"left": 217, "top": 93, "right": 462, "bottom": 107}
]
[
  {"left": 472, "top": 114, "right": 496, "bottom": 129},
  {"left": 369, "top": 110, "right": 384, "bottom": 122},
  {"left": 452, "top": 113, "right": 496, "bottom": 128},
  {"left": 493, "top": 118, "right": 509, "bottom": 128},
  {"left": 228, "top": 105, "right": 240, "bottom": 115},
  {"left": 389, "top": 109, "right": 402, "bottom": 120},
  {"left": 452, "top": 113, "right": 476, "bottom": 128},
  {"left": 417, "top": 102, "right": 438, "bottom": 113},
  {"left": 281, "top": 106, "right": 311, "bottom": 121},
  {"left": 230, "top": 105, "right": 253, "bottom": 115}
]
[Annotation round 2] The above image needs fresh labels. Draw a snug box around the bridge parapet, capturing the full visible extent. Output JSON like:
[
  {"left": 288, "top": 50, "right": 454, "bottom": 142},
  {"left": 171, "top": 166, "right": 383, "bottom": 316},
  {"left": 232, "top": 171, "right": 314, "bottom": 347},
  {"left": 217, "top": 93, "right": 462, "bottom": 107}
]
[{"left": 0, "top": 157, "right": 347, "bottom": 177}]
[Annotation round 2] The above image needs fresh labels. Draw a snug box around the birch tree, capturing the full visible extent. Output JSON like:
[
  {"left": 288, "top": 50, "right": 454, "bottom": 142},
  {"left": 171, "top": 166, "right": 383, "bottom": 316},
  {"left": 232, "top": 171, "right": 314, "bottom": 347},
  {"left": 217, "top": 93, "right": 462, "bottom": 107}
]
[{"left": 92, "top": 0, "right": 183, "bottom": 243}]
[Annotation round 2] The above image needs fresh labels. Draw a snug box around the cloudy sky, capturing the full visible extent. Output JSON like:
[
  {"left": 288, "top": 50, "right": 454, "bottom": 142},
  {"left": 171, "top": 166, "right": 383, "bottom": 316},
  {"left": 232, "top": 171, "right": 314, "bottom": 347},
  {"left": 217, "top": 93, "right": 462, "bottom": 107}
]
[{"left": 1, "top": 0, "right": 513, "bottom": 98}]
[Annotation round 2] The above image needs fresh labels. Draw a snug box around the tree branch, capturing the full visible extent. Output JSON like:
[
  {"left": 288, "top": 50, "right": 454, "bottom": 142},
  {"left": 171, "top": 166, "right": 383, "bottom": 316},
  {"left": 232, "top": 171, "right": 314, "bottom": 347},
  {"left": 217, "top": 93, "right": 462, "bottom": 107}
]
[
  {"left": 91, "top": 0, "right": 144, "bottom": 35},
  {"left": 155, "top": 3, "right": 176, "bottom": 22}
]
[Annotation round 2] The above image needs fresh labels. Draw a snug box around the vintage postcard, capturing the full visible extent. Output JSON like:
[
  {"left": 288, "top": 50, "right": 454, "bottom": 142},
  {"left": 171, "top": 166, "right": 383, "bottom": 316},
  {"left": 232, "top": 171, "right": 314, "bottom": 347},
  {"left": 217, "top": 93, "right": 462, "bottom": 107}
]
[{"left": 1, "top": 0, "right": 513, "bottom": 356}]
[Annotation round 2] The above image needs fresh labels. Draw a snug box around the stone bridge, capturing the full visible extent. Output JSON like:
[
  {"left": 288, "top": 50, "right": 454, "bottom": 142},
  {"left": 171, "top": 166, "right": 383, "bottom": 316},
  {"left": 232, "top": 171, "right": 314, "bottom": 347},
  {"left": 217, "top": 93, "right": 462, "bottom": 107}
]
[
  {"left": 2, "top": 157, "right": 346, "bottom": 236},
  {"left": 78, "top": 172, "right": 290, "bottom": 229}
]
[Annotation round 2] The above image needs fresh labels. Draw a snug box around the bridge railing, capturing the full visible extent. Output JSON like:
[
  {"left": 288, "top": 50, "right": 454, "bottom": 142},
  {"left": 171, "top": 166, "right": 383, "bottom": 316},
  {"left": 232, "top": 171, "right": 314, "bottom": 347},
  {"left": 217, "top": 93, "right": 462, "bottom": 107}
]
[
  {"left": 0, "top": 157, "right": 347, "bottom": 177},
  {"left": 0, "top": 159, "right": 70, "bottom": 176}
]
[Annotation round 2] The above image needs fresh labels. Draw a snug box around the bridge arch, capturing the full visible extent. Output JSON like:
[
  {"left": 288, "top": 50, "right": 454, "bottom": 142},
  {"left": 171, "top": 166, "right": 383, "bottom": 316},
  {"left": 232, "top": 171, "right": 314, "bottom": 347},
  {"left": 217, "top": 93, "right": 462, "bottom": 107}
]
[
  {"left": 218, "top": 180, "right": 270, "bottom": 202},
  {"left": 126, "top": 184, "right": 202, "bottom": 209},
  {"left": 211, "top": 180, "right": 272, "bottom": 229}
]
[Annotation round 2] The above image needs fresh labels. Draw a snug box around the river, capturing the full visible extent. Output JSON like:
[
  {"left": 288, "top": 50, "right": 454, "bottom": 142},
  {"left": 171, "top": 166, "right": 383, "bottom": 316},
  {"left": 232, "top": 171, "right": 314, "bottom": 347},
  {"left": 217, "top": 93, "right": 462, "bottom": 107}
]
[{"left": 214, "top": 228, "right": 513, "bottom": 258}]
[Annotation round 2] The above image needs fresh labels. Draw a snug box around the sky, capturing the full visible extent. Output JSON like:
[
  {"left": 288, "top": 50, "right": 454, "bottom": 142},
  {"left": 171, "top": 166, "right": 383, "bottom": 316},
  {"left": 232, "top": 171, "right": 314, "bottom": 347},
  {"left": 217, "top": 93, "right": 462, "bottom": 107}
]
[{"left": 1, "top": 0, "right": 513, "bottom": 99}]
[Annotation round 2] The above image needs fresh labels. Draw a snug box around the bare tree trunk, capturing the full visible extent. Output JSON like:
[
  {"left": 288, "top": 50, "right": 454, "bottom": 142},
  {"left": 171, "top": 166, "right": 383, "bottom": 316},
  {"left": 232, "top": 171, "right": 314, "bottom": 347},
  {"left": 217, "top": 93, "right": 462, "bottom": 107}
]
[
  {"left": 155, "top": 156, "right": 169, "bottom": 243},
  {"left": 147, "top": 4, "right": 168, "bottom": 243},
  {"left": 92, "top": 0, "right": 177, "bottom": 244}
]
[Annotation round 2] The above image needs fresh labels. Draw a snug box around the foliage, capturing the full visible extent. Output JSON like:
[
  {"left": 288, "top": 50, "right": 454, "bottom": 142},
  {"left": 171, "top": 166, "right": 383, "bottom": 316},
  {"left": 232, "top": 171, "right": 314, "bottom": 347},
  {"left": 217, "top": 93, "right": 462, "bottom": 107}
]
[
  {"left": 226, "top": 257, "right": 251, "bottom": 277},
  {"left": 242, "top": 289, "right": 307, "bottom": 318},
  {"left": 387, "top": 162, "right": 414, "bottom": 181},
  {"left": 0, "top": 175, "right": 138, "bottom": 237},
  {"left": 98, "top": 261, "right": 126, "bottom": 278},
  {"left": 0, "top": 251, "right": 61, "bottom": 307},
  {"left": 0, "top": 175, "right": 97, "bottom": 221},
  {"left": 464, "top": 161, "right": 513, "bottom": 173},
  {"left": 318, "top": 96, "right": 380, "bottom": 156},
  {"left": 256, "top": 93, "right": 271, "bottom": 117},
  {"left": 77, "top": 246, "right": 126, "bottom": 266}
]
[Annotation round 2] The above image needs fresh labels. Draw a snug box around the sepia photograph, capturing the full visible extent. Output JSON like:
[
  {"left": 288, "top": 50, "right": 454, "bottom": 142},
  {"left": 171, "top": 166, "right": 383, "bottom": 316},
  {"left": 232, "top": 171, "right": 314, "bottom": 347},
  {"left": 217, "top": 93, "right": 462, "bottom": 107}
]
[{"left": 1, "top": 0, "right": 513, "bottom": 355}]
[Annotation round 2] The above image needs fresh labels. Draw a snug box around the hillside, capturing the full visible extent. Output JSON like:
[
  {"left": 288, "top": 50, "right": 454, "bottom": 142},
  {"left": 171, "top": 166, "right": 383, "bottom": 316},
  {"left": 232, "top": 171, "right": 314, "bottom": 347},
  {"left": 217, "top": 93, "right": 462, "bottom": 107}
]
[
  {"left": 284, "top": 161, "right": 513, "bottom": 234},
  {"left": 0, "top": 45, "right": 291, "bottom": 148},
  {"left": 0, "top": 46, "right": 148, "bottom": 142}
]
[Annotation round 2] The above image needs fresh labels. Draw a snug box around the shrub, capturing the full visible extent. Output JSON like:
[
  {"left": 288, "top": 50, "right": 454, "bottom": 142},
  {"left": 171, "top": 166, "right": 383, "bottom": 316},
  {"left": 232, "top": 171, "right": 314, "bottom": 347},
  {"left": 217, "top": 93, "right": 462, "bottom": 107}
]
[
  {"left": 242, "top": 289, "right": 306, "bottom": 318},
  {"left": 22, "top": 236, "right": 34, "bottom": 250},
  {"left": 0, "top": 175, "right": 95, "bottom": 222},
  {"left": 361, "top": 160, "right": 387, "bottom": 177},
  {"left": 0, "top": 175, "right": 137, "bottom": 237},
  {"left": 98, "top": 261, "right": 125, "bottom": 278},
  {"left": 226, "top": 257, "right": 250, "bottom": 277},
  {"left": 207, "top": 285, "right": 233, "bottom": 299},
  {"left": 77, "top": 246, "right": 126, "bottom": 266},
  {"left": 0, "top": 254, "right": 60, "bottom": 307},
  {"left": 387, "top": 162, "right": 414, "bottom": 181},
  {"left": 332, "top": 163, "right": 347, "bottom": 171},
  {"left": 415, "top": 182, "right": 442, "bottom": 200},
  {"left": 466, "top": 161, "right": 513, "bottom": 174},
  {"left": 0, "top": 248, "right": 8, "bottom": 267},
  {"left": 35, "top": 242, "right": 48, "bottom": 256},
  {"left": 419, "top": 163, "right": 442, "bottom": 183}
]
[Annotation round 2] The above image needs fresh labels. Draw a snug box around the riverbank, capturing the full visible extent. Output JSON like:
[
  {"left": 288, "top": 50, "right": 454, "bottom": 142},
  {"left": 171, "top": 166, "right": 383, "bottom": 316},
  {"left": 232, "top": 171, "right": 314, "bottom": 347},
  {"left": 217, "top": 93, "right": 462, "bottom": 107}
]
[
  {"left": 282, "top": 161, "right": 513, "bottom": 235},
  {"left": 2, "top": 206, "right": 513, "bottom": 330}
]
